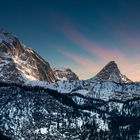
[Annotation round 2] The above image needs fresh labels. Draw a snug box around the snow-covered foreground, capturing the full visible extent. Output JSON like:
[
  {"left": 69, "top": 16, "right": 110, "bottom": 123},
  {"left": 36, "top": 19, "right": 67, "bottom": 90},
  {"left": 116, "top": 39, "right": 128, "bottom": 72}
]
[{"left": 1, "top": 82, "right": 140, "bottom": 140}]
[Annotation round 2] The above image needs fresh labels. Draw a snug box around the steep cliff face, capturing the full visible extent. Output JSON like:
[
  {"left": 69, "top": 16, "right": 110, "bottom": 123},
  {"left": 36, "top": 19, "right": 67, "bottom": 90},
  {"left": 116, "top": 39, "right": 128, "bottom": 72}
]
[
  {"left": 0, "top": 29, "right": 56, "bottom": 83},
  {"left": 53, "top": 68, "right": 79, "bottom": 81}
]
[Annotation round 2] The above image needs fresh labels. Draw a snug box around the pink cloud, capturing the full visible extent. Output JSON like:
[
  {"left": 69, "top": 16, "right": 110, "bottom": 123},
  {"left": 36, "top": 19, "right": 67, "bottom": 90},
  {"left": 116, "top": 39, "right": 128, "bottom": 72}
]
[
  {"left": 118, "top": 31, "right": 140, "bottom": 50},
  {"left": 62, "top": 23, "right": 127, "bottom": 60},
  {"left": 59, "top": 48, "right": 140, "bottom": 81},
  {"left": 59, "top": 49, "right": 102, "bottom": 79},
  {"left": 48, "top": 12, "right": 140, "bottom": 81},
  {"left": 60, "top": 49, "right": 97, "bottom": 67},
  {"left": 61, "top": 23, "right": 140, "bottom": 81}
]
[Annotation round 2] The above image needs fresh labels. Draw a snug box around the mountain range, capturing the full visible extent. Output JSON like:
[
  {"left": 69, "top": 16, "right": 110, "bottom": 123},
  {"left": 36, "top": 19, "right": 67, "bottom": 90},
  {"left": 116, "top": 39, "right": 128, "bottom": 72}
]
[
  {"left": 0, "top": 29, "right": 133, "bottom": 84},
  {"left": 0, "top": 29, "right": 140, "bottom": 140}
]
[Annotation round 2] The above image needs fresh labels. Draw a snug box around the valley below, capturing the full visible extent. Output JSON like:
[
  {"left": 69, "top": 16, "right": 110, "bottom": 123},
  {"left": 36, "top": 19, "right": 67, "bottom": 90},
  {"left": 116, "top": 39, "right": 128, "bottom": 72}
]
[{"left": 0, "top": 81, "right": 140, "bottom": 140}]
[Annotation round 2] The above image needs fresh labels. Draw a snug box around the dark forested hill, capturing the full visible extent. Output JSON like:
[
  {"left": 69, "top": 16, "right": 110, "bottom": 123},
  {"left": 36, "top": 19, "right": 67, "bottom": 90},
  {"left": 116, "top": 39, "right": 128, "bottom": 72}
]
[{"left": 0, "top": 82, "right": 140, "bottom": 140}]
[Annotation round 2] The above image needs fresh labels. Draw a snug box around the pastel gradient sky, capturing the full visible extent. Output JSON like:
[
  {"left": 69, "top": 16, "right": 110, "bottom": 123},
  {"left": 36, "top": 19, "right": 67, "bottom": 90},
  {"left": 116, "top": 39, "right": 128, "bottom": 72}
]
[{"left": 0, "top": 0, "right": 140, "bottom": 81}]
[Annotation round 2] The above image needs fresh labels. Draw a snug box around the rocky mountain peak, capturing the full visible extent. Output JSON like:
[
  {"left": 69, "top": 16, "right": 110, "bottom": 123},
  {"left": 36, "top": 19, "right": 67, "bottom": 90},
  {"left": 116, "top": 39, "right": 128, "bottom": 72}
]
[
  {"left": 91, "top": 61, "right": 132, "bottom": 83},
  {"left": 0, "top": 29, "right": 56, "bottom": 83},
  {"left": 105, "top": 60, "right": 117, "bottom": 66}
]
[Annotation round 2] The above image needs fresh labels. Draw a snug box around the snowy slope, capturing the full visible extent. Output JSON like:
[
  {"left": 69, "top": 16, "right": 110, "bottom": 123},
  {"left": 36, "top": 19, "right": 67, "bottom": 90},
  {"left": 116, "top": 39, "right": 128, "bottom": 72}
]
[{"left": 1, "top": 83, "right": 140, "bottom": 140}]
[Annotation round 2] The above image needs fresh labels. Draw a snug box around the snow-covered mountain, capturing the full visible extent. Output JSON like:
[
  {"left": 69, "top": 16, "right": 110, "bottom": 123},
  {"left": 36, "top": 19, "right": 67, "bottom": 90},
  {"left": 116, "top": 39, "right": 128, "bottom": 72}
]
[
  {"left": 0, "top": 29, "right": 132, "bottom": 85},
  {"left": 0, "top": 29, "right": 56, "bottom": 83},
  {"left": 90, "top": 61, "right": 132, "bottom": 83},
  {"left": 53, "top": 67, "right": 79, "bottom": 81}
]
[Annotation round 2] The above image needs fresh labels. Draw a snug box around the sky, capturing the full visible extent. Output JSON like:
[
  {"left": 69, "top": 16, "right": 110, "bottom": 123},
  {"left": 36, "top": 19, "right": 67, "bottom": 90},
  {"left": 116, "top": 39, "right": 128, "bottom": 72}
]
[{"left": 0, "top": 0, "right": 140, "bottom": 81}]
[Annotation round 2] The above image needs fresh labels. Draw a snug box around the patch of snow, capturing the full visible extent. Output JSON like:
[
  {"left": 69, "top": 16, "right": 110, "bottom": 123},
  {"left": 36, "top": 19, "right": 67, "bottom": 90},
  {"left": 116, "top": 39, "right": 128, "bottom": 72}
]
[
  {"left": 35, "top": 128, "right": 48, "bottom": 134},
  {"left": 72, "top": 89, "right": 89, "bottom": 96},
  {"left": 25, "top": 80, "right": 48, "bottom": 87}
]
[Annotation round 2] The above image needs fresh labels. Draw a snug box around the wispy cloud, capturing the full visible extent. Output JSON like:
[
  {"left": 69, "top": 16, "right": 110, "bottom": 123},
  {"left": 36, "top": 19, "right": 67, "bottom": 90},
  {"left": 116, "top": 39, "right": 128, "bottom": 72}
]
[
  {"left": 63, "top": 25, "right": 127, "bottom": 61},
  {"left": 48, "top": 11, "right": 140, "bottom": 81},
  {"left": 117, "top": 31, "right": 140, "bottom": 50},
  {"left": 59, "top": 49, "right": 101, "bottom": 79}
]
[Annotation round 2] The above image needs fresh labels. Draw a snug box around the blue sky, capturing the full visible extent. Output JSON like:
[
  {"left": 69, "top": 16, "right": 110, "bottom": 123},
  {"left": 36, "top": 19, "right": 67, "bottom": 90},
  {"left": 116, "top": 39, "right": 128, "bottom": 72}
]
[{"left": 1, "top": 0, "right": 140, "bottom": 80}]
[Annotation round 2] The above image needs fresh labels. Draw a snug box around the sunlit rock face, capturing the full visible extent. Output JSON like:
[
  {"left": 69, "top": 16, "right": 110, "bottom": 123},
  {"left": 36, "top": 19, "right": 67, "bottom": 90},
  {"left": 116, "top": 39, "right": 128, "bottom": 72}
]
[{"left": 0, "top": 29, "right": 56, "bottom": 83}]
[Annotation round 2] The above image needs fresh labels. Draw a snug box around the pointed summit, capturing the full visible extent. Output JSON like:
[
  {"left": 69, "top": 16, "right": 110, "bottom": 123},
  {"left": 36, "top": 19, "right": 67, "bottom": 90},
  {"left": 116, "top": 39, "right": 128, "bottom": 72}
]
[
  {"left": 91, "top": 61, "right": 132, "bottom": 83},
  {"left": 106, "top": 61, "right": 117, "bottom": 66}
]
